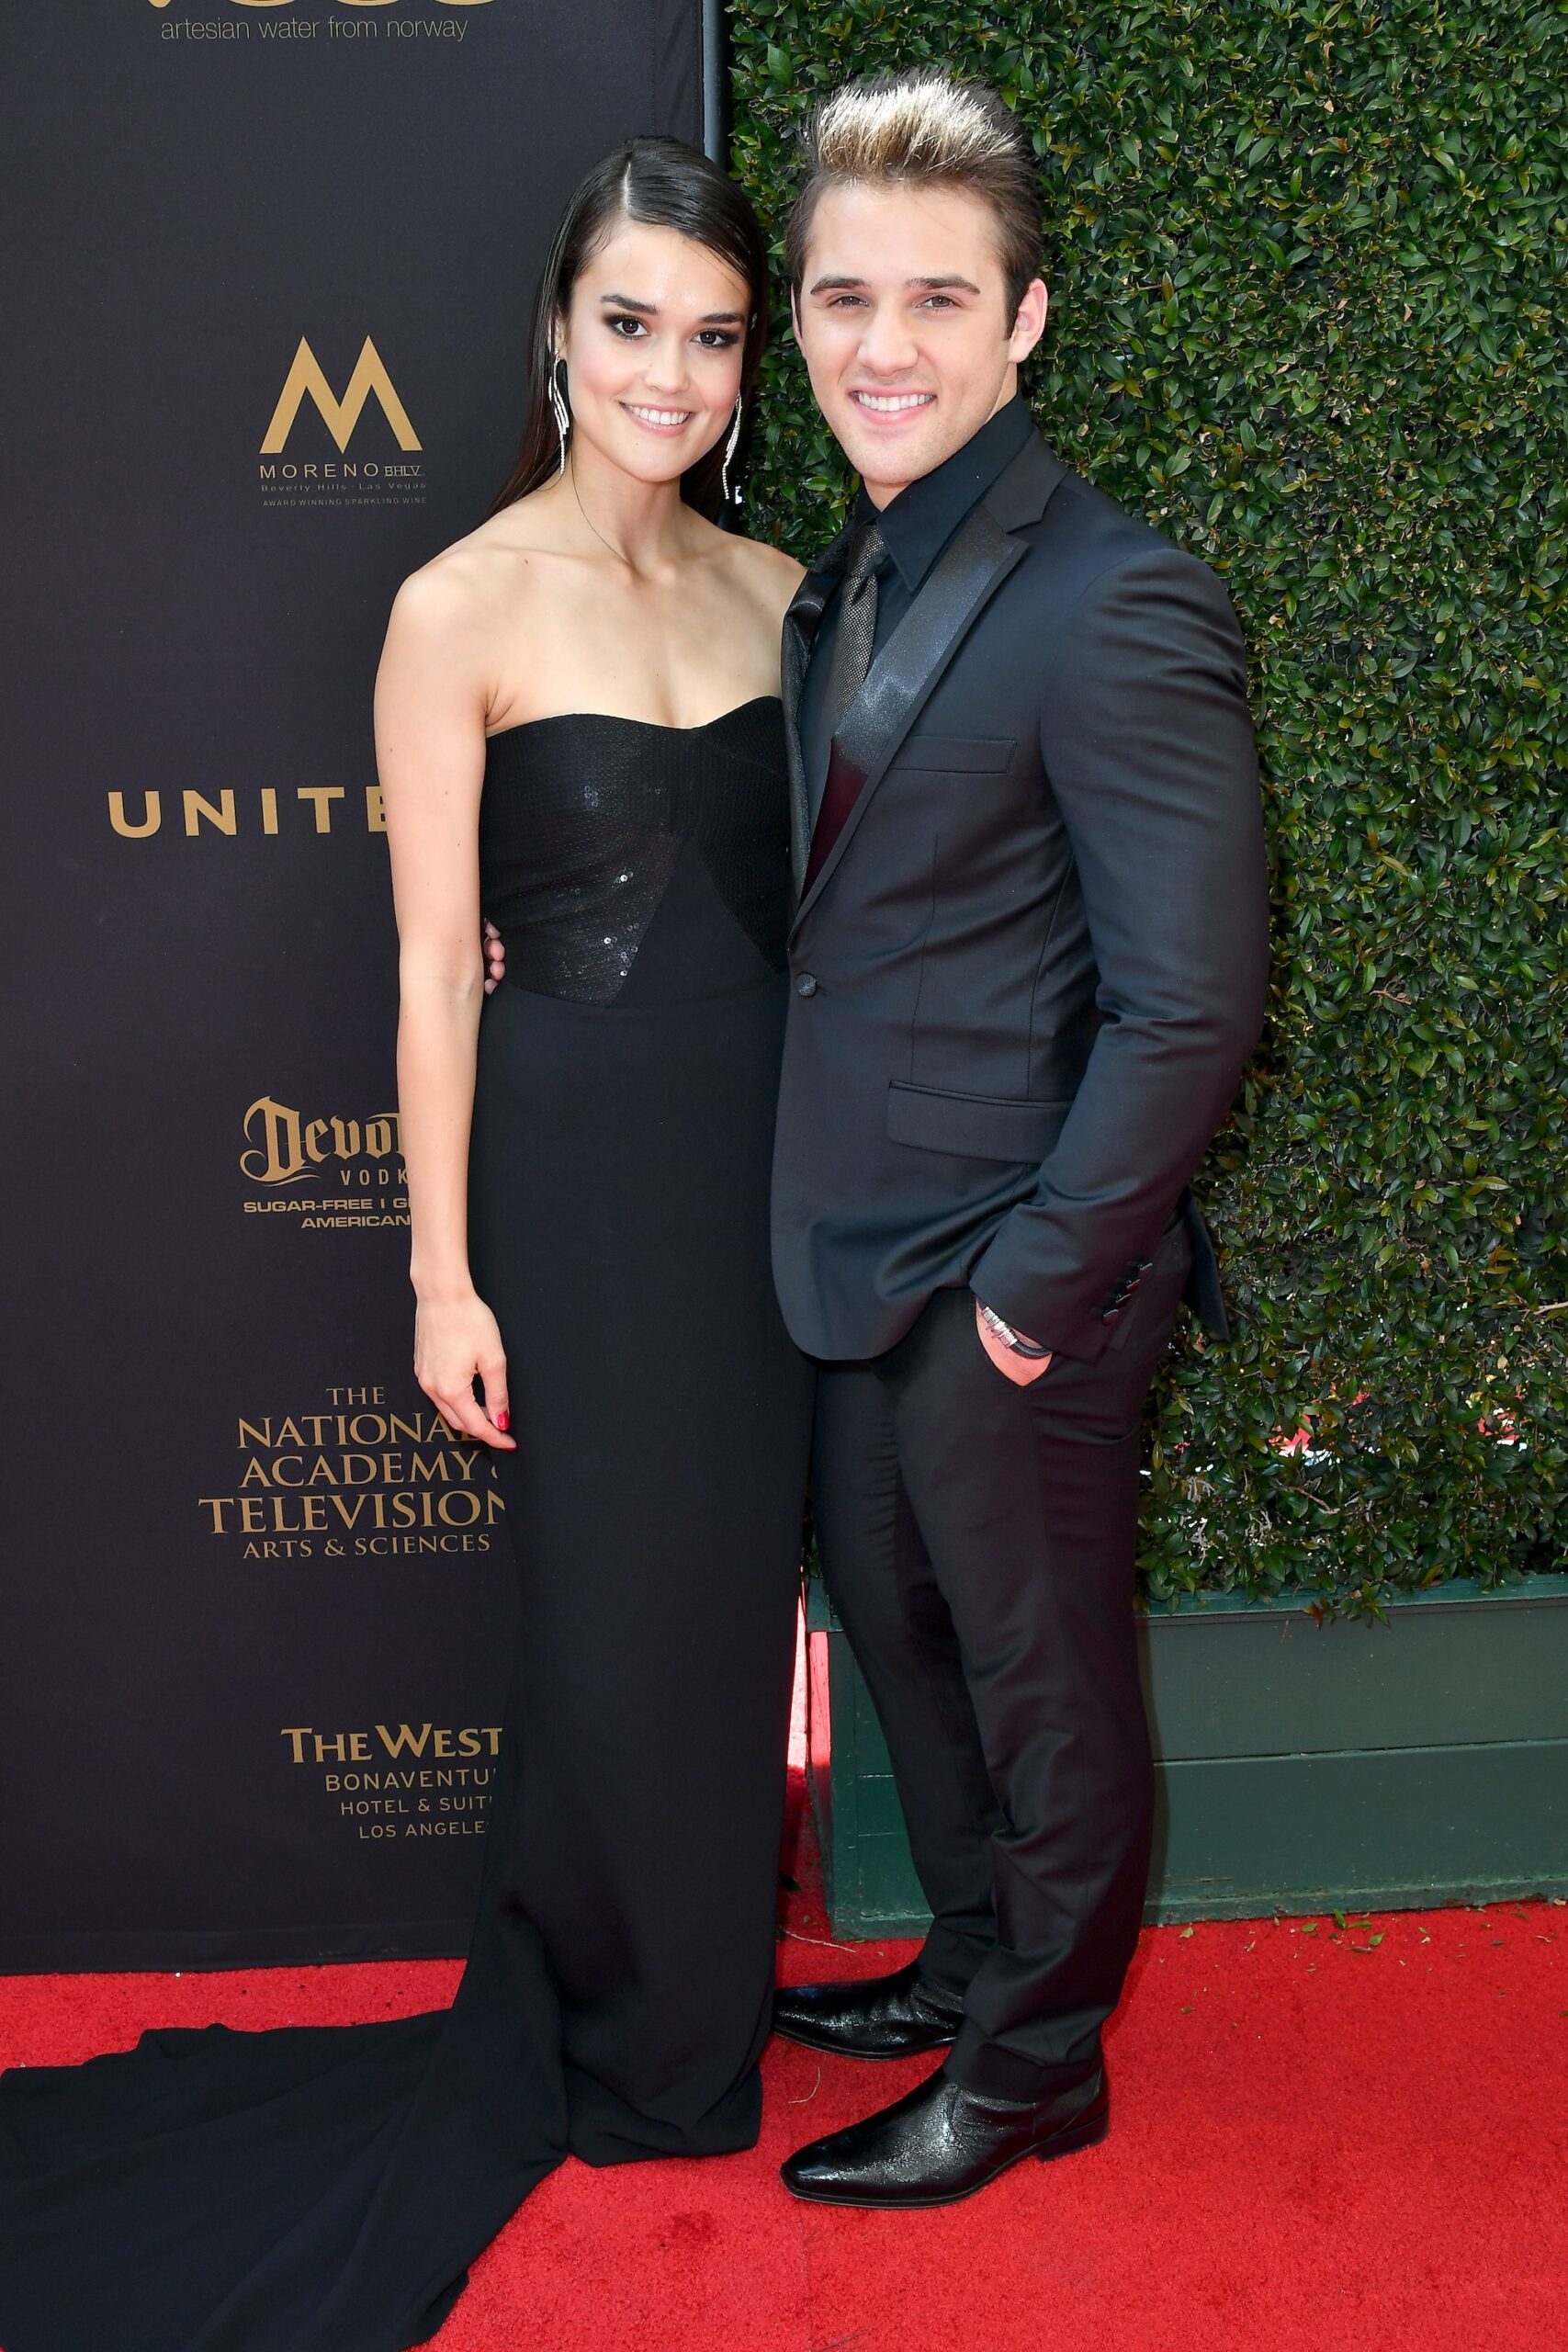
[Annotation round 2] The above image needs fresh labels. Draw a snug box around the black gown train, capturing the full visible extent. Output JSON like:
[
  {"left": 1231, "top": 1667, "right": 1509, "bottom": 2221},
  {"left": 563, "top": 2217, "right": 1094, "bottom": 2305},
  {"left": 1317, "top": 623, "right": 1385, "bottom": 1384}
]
[{"left": 0, "top": 697, "right": 813, "bottom": 2351}]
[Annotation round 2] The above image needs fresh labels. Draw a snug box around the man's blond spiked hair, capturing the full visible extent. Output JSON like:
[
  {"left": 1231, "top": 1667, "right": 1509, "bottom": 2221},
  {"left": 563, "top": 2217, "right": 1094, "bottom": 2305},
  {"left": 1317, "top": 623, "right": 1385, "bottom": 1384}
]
[{"left": 784, "top": 69, "right": 1043, "bottom": 324}]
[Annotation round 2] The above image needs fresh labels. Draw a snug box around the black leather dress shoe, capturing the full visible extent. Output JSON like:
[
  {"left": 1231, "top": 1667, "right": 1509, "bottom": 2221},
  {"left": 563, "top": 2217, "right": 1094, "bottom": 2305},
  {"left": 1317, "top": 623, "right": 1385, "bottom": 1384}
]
[
  {"left": 780, "top": 2064, "right": 1108, "bottom": 2208},
  {"left": 772, "top": 1961, "right": 964, "bottom": 2060}
]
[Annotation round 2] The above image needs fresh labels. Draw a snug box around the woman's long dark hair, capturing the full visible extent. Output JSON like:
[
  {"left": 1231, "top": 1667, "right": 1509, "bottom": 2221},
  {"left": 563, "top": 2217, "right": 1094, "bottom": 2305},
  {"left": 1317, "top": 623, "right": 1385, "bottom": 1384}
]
[{"left": 490, "top": 138, "right": 771, "bottom": 525}]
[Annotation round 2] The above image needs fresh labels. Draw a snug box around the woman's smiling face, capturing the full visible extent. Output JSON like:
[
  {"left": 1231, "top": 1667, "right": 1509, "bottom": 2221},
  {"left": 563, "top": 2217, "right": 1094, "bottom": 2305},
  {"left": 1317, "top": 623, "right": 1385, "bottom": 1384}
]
[{"left": 556, "top": 219, "right": 751, "bottom": 487}]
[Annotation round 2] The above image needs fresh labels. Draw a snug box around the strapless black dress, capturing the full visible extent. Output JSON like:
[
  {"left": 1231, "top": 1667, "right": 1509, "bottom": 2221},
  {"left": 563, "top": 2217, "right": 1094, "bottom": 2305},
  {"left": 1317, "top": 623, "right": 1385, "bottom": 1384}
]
[{"left": 0, "top": 700, "right": 814, "bottom": 2351}]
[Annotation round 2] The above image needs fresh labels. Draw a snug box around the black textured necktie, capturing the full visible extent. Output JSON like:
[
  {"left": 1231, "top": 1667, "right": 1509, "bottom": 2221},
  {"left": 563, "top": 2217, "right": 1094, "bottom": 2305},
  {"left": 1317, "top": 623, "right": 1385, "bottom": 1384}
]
[
  {"left": 822, "top": 519, "right": 885, "bottom": 738},
  {"left": 805, "top": 521, "right": 885, "bottom": 890}
]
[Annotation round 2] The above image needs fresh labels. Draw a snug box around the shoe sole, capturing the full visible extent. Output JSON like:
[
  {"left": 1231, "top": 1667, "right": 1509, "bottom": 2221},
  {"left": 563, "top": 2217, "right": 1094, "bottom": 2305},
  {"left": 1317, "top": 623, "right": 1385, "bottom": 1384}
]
[
  {"left": 780, "top": 2105, "right": 1109, "bottom": 2208},
  {"left": 770, "top": 2018, "right": 960, "bottom": 2062}
]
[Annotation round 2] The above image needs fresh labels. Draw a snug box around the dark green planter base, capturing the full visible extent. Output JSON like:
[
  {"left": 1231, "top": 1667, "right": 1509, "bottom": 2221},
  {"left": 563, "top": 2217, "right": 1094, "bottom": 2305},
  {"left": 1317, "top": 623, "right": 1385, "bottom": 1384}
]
[{"left": 805, "top": 1574, "right": 1568, "bottom": 1934}]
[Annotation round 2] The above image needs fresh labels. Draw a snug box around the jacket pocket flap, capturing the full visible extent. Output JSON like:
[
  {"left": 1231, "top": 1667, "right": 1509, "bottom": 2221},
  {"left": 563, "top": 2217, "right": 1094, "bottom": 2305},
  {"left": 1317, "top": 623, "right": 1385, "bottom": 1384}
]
[
  {"left": 886, "top": 733, "right": 1015, "bottom": 774},
  {"left": 886, "top": 1082, "right": 1068, "bottom": 1163}
]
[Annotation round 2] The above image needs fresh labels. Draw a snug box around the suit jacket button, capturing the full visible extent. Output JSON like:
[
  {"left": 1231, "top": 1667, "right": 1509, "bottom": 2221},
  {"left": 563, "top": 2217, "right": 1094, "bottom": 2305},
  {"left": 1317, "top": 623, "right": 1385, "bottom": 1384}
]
[
  {"left": 795, "top": 974, "right": 818, "bottom": 998},
  {"left": 1101, "top": 1306, "right": 1121, "bottom": 1324}
]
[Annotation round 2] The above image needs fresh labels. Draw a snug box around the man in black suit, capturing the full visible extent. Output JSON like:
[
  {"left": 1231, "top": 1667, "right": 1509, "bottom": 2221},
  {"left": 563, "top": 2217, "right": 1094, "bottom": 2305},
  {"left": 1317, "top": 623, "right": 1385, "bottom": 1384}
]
[{"left": 768, "top": 69, "right": 1269, "bottom": 2205}]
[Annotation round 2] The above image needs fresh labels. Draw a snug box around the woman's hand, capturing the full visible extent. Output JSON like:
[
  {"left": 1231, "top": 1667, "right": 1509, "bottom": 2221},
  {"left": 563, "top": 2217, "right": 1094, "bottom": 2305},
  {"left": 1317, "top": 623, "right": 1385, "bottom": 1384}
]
[
  {"left": 482, "top": 920, "right": 507, "bottom": 994},
  {"left": 414, "top": 1290, "right": 516, "bottom": 1449}
]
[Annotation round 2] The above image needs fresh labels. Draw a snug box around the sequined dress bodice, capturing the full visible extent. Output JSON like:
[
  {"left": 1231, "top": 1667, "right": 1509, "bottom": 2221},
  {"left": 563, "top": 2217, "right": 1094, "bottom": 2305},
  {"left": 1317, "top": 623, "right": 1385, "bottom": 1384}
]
[{"left": 479, "top": 697, "right": 791, "bottom": 1006}]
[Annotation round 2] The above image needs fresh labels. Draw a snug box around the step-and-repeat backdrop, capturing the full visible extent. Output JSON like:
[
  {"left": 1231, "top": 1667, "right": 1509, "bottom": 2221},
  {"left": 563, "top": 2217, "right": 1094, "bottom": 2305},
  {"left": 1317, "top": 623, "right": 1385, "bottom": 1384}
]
[{"left": 1, "top": 0, "right": 709, "bottom": 1970}]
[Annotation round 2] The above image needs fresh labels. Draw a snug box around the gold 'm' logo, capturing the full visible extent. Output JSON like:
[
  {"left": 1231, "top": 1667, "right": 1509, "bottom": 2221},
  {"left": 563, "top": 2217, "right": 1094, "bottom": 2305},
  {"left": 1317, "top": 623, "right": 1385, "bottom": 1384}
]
[{"left": 261, "top": 337, "right": 421, "bottom": 455}]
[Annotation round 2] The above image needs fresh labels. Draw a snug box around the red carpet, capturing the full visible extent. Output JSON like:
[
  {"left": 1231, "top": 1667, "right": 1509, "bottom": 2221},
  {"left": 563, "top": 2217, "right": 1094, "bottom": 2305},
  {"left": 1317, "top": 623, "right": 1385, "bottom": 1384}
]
[{"left": 3, "top": 1649, "right": 1564, "bottom": 2350}]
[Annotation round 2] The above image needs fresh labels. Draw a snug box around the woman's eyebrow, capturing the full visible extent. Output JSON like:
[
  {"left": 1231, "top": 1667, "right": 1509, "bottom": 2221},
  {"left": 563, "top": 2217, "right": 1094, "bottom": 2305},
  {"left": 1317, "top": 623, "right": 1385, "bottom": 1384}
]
[{"left": 600, "top": 292, "right": 746, "bottom": 323}]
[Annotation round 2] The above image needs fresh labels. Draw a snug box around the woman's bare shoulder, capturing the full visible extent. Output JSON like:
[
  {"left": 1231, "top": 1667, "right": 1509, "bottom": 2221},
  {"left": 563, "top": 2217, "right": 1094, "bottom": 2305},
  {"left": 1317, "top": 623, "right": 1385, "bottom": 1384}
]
[
  {"left": 392, "top": 492, "right": 602, "bottom": 649},
  {"left": 728, "top": 530, "right": 807, "bottom": 589},
  {"left": 713, "top": 529, "right": 806, "bottom": 624},
  {"left": 390, "top": 503, "right": 563, "bottom": 641}
]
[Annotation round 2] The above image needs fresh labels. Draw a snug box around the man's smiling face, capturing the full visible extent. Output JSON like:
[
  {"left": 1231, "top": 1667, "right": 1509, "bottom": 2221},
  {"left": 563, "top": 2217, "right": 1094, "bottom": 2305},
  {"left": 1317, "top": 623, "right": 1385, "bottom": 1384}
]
[{"left": 791, "top": 178, "right": 1047, "bottom": 506}]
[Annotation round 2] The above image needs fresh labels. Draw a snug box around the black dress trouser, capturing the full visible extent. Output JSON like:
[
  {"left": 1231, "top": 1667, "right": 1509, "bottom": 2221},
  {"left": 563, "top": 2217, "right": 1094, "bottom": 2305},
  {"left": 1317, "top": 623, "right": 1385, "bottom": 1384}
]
[{"left": 810, "top": 1213, "right": 1195, "bottom": 2103}]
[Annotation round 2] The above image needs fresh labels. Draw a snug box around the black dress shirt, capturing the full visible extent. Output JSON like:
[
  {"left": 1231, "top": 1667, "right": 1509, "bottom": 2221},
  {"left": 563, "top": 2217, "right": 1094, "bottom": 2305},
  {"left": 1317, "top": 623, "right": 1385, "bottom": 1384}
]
[{"left": 800, "top": 393, "right": 1036, "bottom": 823}]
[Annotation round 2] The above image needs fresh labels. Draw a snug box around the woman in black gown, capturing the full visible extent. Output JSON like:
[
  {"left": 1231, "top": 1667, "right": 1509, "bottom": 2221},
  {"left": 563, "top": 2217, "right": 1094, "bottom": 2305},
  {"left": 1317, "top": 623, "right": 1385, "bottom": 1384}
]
[{"left": 0, "top": 139, "right": 812, "bottom": 2350}]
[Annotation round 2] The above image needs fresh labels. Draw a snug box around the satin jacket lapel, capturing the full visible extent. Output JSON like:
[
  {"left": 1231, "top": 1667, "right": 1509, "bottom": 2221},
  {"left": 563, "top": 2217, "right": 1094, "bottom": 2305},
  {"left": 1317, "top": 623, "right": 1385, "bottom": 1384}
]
[
  {"left": 790, "top": 503, "right": 1024, "bottom": 933},
  {"left": 785, "top": 428, "right": 1066, "bottom": 914},
  {"left": 782, "top": 521, "right": 856, "bottom": 888}
]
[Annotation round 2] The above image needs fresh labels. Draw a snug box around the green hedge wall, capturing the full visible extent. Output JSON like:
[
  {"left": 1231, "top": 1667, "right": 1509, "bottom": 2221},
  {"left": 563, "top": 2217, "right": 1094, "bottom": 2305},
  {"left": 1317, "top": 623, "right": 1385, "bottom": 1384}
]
[{"left": 728, "top": 1, "right": 1567, "bottom": 1610}]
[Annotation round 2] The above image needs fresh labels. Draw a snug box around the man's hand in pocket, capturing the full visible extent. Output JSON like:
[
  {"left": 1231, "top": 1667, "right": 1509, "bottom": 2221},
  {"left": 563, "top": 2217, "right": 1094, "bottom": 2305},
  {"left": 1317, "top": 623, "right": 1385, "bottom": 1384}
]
[{"left": 976, "top": 1299, "right": 1053, "bottom": 1385}]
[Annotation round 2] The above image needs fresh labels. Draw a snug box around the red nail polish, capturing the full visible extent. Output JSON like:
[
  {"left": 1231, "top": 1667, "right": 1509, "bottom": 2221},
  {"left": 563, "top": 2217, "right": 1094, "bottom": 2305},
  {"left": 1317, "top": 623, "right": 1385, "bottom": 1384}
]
[{"left": 495, "top": 1409, "right": 509, "bottom": 1431}]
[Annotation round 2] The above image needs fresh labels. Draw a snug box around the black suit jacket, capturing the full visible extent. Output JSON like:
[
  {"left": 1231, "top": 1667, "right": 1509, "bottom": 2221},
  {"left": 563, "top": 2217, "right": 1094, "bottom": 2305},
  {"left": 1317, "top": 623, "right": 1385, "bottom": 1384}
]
[{"left": 769, "top": 424, "right": 1269, "bottom": 1366}]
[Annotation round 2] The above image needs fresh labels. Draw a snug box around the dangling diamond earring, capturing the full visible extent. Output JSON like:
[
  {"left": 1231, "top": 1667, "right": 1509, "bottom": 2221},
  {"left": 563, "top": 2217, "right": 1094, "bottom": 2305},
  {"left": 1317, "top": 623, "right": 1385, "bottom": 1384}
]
[
  {"left": 719, "top": 393, "right": 744, "bottom": 505},
  {"left": 548, "top": 352, "right": 571, "bottom": 475}
]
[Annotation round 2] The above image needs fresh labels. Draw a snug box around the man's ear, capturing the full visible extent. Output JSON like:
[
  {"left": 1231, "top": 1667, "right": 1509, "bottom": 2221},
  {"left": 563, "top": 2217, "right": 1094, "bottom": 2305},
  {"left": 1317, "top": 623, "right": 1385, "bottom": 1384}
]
[
  {"left": 1008, "top": 277, "right": 1048, "bottom": 365},
  {"left": 788, "top": 286, "right": 802, "bottom": 347}
]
